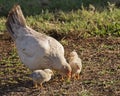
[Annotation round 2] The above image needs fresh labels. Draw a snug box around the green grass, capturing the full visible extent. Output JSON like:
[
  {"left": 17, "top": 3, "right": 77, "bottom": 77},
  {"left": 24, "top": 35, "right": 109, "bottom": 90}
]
[
  {"left": 1, "top": 5, "right": 120, "bottom": 37},
  {"left": 0, "top": 0, "right": 120, "bottom": 37}
]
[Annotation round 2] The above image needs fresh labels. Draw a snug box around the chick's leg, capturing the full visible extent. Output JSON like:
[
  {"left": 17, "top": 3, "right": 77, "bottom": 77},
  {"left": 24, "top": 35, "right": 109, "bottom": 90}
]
[
  {"left": 38, "top": 83, "right": 43, "bottom": 88},
  {"left": 33, "top": 81, "right": 38, "bottom": 88},
  {"left": 59, "top": 75, "right": 64, "bottom": 81},
  {"left": 72, "top": 74, "right": 77, "bottom": 80},
  {"left": 73, "top": 75, "right": 77, "bottom": 80},
  {"left": 67, "top": 72, "right": 71, "bottom": 81}
]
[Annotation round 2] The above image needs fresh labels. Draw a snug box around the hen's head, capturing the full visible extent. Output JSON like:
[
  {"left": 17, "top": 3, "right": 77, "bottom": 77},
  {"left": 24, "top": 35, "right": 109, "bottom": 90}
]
[{"left": 60, "top": 64, "right": 72, "bottom": 79}]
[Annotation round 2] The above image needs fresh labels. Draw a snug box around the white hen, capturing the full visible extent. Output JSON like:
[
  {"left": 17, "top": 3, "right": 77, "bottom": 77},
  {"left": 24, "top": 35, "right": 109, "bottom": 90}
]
[
  {"left": 6, "top": 5, "right": 71, "bottom": 80},
  {"left": 30, "top": 69, "right": 53, "bottom": 88},
  {"left": 69, "top": 50, "right": 82, "bottom": 79}
]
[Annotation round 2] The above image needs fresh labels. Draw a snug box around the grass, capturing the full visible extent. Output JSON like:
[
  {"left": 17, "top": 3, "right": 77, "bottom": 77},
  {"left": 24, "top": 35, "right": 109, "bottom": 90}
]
[
  {"left": 0, "top": 0, "right": 120, "bottom": 38},
  {"left": 0, "top": 4, "right": 120, "bottom": 38},
  {"left": 0, "top": 31, "right": 120, "bottom": 96}
]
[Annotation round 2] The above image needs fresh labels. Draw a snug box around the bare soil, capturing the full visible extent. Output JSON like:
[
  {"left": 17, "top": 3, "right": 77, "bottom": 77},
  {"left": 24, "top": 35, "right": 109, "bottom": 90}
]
[{"left": 0, "top": 36, "right": 120, "bottom": 96}]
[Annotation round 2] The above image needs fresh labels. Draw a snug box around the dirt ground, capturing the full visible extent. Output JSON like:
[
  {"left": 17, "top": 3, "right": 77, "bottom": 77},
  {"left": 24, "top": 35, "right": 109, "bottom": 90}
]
[{"left": 0, "top": 36, "right": 120, "bottom": 96}]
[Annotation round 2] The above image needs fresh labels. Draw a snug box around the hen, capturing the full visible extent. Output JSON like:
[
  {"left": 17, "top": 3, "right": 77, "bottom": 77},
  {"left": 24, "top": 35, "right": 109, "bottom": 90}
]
[
  {"left": 30, "top": 69, "right": 53, "bottom": 88},
  {"left": 69, "top": 50, "right": 82, "bottom": 79},
  {"left": 6, "top": 5, "right": 71, "bottom": 80}
]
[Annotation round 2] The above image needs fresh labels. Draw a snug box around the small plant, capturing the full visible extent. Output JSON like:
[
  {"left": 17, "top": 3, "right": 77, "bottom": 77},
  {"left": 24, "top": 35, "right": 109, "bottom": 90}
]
[{"left": 78, "top": 89, "right": 93, "bottom": 96}]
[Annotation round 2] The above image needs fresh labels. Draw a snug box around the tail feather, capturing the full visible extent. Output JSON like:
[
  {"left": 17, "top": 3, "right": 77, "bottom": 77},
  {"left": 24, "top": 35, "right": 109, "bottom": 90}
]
[{"left": 6, "top": 4, "right": 26, "bottom": 40}]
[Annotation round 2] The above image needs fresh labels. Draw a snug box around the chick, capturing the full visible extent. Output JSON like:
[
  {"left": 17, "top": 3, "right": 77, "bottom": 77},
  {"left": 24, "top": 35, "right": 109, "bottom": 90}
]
[
  {"left": 30, "top": 69, "right": 54, "bottom": 88},
  {"left": 69, "top": 50, "right": 82, "bottom": 80}
]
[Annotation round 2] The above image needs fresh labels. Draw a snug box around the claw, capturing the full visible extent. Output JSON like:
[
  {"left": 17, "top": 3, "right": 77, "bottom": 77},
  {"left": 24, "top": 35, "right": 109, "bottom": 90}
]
[
  {"left": 62, "top": 76, "right": 64, "bottom": 81},
  {"left": 34, "top": 82, "right": 38, "bottom": 88},
  {"left": 33, "top": 82, "right": 43, "bottom": 89},
  {"left": 38, "top": 83, "right": 43, "bottom": 88},
  {"left": 60, "top": 75, "right": 64, "bottom": 81}
]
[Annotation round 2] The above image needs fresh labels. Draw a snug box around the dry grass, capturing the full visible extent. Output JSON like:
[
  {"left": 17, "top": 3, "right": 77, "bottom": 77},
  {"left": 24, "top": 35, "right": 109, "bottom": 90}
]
[{"left": 0, "top": 36, "right": 120, "bottom": 96}]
